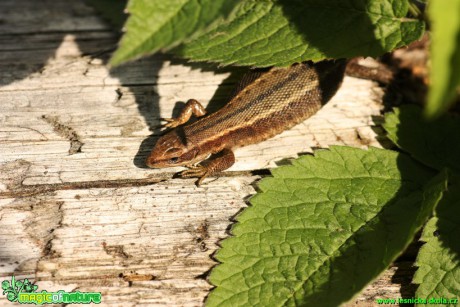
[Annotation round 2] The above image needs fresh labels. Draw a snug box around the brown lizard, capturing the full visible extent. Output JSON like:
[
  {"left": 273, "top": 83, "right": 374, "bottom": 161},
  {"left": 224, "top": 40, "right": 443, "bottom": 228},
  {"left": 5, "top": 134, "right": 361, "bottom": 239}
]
[{"left": 146, "top": 60, "right": 348, "bottom": 185}]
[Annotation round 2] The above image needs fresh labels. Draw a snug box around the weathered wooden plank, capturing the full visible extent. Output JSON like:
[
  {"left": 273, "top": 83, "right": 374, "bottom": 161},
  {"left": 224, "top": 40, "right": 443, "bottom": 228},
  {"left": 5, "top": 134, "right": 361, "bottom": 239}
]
[
  {"left": 0, "top": 0, "right": 107, "bottom": 34},
  {"left": 0, "top": 1, "right": 414, "bottom": 306},
  {"left": 0, "top": 176, "right": 255, "bottom": 306}
]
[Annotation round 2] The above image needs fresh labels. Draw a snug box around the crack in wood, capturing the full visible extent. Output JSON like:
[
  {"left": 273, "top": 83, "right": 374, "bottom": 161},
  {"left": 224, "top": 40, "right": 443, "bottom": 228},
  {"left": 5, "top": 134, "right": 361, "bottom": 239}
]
[
  {"left": 41, "top": 114, "right": 84, "bottom": 154},
  {"left": 1, "top": 169, "right": 266, "bottom": 199},
  {"left": 1, "top": 177, "right": 167, "bottom": 198},
  {"left": 36, "top": 200, "right": 64, "bottom": 261},
  {"left": 121, "top": 273, "right": 156, "bottom": 282},
  {"left": 102, "top": 242, "right": 131, "bottom": 259}
]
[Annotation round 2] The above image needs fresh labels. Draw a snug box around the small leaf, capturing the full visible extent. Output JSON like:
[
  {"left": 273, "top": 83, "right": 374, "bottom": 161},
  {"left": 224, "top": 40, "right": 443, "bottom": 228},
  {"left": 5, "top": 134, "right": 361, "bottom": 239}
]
[
  {"left": 1, "top": 280, "right": 10, "bottom": 291},
  {"left": 426, "top": 0, "right": 460, "bottom": 117},
  {"left": 110, "top": 0, "right": 237, "bottom": 66},
  {"left": 178, "top": 0, "right": 425, "bottom": 67},
  {"left": 383, "top": 105, "right": 460, "bottom": 174},
  {"left": 207, "top": 146, "right": 446, "bottom": 306},
  {"left": 6, "top": 292, "right": 16, "bottom": 302},
  {"left": 414, "top": 181, "right": 460, "bottom": 301}
]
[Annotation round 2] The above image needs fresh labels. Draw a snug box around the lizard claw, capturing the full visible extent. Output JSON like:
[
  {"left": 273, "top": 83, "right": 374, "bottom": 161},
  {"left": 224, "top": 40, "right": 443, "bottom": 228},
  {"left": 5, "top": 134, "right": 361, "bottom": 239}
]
[
  {"left": 180, "top": 165, "right": 209, "bottom": 186},
  {"left": 185, "top": 164, "right": 201, "bottom": 169},
  {"left": 160, "top": 118, "right": 181, "bottom": 129}
]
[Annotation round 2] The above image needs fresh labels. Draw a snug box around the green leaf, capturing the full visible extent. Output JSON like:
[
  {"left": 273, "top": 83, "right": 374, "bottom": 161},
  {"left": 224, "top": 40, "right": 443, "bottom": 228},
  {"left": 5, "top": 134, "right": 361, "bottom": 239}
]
[
  {"left": 178, "top": 0, "right": 425, "bottom": 67},
  {"left": 383, "top": 105, "right": 460, "bottom": 174},
  {"left": 85, "top": 0, "right": 128, "bottom": 31},
  {"left": 414, "top": 181, "right": 460, "bottom": 302},
  {"left": 426, "top": 0, "right": 460, "bottom": 117},
  {"left": 207, "top": 146, "right": 446, "bottom": 306},
  {"left": 110, "top": 0, "right": 237, "bottom": 66}
]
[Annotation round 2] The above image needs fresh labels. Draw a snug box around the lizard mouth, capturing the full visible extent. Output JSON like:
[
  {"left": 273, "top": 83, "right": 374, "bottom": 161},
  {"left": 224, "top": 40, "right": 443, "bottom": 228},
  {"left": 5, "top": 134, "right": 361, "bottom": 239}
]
[
  {"left": 145, "top": 156, "right": 160, "bottom": 168},
  {"left": 145, "top": 155, "right": 182, "bottom": 168}
]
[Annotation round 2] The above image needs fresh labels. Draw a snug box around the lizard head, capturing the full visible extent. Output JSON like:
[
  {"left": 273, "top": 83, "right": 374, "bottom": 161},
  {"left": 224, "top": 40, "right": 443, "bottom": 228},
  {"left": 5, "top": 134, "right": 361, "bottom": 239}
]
[{"left": 146, "top": 129, "right": 199, "bottom": 168}]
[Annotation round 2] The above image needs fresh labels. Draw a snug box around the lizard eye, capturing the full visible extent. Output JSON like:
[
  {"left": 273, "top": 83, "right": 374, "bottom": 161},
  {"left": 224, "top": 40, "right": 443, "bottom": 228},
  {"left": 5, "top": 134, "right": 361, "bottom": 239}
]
[{"left": 169, "top": 157, "right": 179, "bottom": 164}]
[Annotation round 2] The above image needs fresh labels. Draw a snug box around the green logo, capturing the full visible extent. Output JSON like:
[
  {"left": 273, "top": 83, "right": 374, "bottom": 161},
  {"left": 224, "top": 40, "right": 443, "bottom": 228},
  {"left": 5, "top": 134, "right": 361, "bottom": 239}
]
[
  {"left": 2, "top": 276, "right": 102, "bottom": 304},
  {"left": 2, "top": 276, "right": 38, "bottom": 302}
]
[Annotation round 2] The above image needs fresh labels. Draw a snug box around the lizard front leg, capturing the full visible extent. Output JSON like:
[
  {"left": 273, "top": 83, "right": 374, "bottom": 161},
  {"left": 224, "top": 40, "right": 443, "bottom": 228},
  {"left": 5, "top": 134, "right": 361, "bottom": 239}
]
[
  {"left": 180, "top": 148, "right": 235, "bottom": 186},
  {"left": 162, "top": 99, "right": 207, "bottom": 128}
]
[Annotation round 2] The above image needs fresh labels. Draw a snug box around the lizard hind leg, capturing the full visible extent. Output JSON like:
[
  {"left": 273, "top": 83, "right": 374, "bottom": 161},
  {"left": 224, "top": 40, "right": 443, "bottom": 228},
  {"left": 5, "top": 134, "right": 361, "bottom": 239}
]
[
  {"left": 161, "top": 99, "right": 207, "bottom": 128},
  {"left": 180, "top": 149, "right": 235, "bottom": 186}
]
